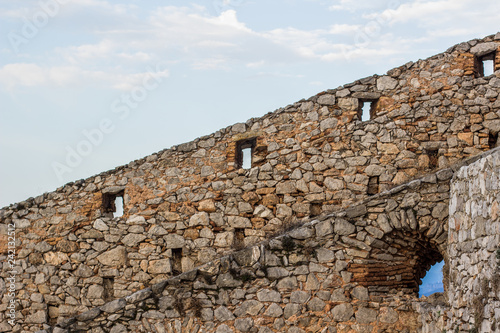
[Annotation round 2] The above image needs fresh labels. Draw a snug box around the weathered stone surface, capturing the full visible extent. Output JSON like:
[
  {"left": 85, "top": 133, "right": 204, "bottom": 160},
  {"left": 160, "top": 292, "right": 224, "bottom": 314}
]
[
  {"left": 235, "top": 300, "right": 264, "bottom": 317},
  {"left": 307, "top": 297, "right": 326, "bottom": 312},
  {"left": 351, "top": 286, "right": 369, "bottom": 301},
  {"left": 163, "top": 234, "right": 185, "bottom": 248},
  {"left": 432, "top": 202, "right": 449, "bottom": 220},
  {"left": 316, "top": 248, "right": 335, "bottom": 262},
  {"left": 93, "top": 219, "right": 109, "bottom": 231},
  {"left": 25, "top": 310, "right": 47, "bottom": 324},
  {"left": 284, "top": 303, "right": 302, "bottom": 319},
  {"left": 377, "top": 76, "right": 398, "bottom": 90},
  {"left": 216, "top": 273, "right": 243, "bottom": 288},
  {"left": 214, "top": 306, "right": 235, "bottom": 322},
  {"left": 334, "top": 219, "right": 355, "bottom": 235},
  {"left": 325, "top": 177, "right": 344, "bottom": 191},
  {"left": 257, "top": 289, "right": 281, "bottom": 302},
  {"left": 235, "top": 318, "right": 254, "bottom": 332},
  {"left": 189, "top": 212, "right": 210, "bottom": 226},
  {"left": 470, "top": 42, "right": 498, "bottom": 55},
  {"left": 264, "top": 303, "right": 283, "bottom": 317},
  {"left": 101, "top": 298, "right": 126, "bottom": 313},
  {"left": 290, "top": 291, "right": 311, "bottom": 304},
  {"left": 122, "top": 233, "right": 147, "bottom": 247},
  {"left": 97, "top": 246, "right": 127, "bottom": 266},
  {"left": 74, "top": 264, "right": 94, "bottom": 277},
  {"left": 233, "top": 246, "right": 260, "bottom": 266},
  {"left": 227, "top": 216, "right": 252, "bottom": 228},
  {"left": 346, "top": 205, "right": 367, "bottom": 218},
  {"left": 276, "top": 181, "right": 297, "bottom": 194},
  {"left": 318, "top": 94, "right": 335, "bottom": 105},
  {"left": 315, "top": 220, "right": 333, "bottom": 236},
  {"left": 147, "top": 259, "right": 172, "bottom": 274},
  {"left": 379, "top": 307, "right": 399, "bottom": 323},
  {"left": 76, "top": 308, "right": 101, "bottom": 321},
  {"left": 355, "top": 307, "right": 378, "bottom": 324},
  {"left": 332, "top": 303, "right": 354, "bottom": 322}
]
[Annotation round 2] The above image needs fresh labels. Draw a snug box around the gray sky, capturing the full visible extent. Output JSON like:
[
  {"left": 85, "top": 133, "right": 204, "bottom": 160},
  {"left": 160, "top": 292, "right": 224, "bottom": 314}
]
[{"left": 1, "top": 0, "right": 500, "bottom": 207}]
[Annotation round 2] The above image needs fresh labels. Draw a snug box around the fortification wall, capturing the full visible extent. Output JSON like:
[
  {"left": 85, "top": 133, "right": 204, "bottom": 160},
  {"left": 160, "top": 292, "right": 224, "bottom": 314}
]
[
  {"left": 35, "top": 165, "right": 454, "bottom": 333},
  {"left": 2, "top": 34, "right": 500, "bottom": 332},
  {"left": 34, "top": 148, "right": 500, "bottom": 333}
]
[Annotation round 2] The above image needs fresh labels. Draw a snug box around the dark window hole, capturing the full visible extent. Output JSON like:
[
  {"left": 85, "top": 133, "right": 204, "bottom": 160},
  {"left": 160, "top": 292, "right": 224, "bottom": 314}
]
[
  {"left": 476, "top": 52, "right": 496, "bottom": 77},
  {"left": 367, "top": 176, "right": 379, "bottom": 195},
  {"left": 171, "top": 248, "right": 183, "bottom": 275},
  {"left": 489, "top": 132, "right": 498, "bottom": 149},
  {"left": 102, "top": 190, "right": 124, "bottom": 218},
  {"left": 234, "top": 228, "right": 245, "bottom": 249},
  {"left": 427, "top": 149, "right": 439, "bottom": 168},
  {"left": 236, "top": 138, "right": 256, "bottom": 169},
  {"left": 358, "top": 99, "right": 378, "bottom": 122}
]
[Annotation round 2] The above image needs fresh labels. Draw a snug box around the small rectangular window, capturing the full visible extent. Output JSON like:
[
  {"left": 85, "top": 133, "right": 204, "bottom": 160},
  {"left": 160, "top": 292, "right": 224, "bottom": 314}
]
[
  {"left": 236, "top": 138, "right": 256, "bottom": 169},
  {"left": 367, "top": 176, "right": 379, "bottom": 195},
  {"left": 234, "top": 228, "right": 245, "bottom": 249},
  {"left": 102, "top": 190, "right": 125, "bottom": 218},
  {"left": 103, "top": 277, "right": 114, "bottom": 302},
  {"left": 358, "top": 99, "right": 378, "bottom": 121},
  {"left": 114, "top": 196, "right": 124, "bottom": 218},
  {"left": 489, "top": 132, "right": 498, "bottom": 149},
  {"left": 476, "top": 52, "right": 496, "bottom": 77},
  {"left": 427, "top": 149, "right": 439, "bottom": 169},
  {"left": 171, "top": 248, "right": 182, "bottom": 275}
]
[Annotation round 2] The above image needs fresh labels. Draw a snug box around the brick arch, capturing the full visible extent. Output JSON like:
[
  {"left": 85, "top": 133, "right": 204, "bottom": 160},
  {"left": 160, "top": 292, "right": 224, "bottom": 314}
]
[{"left": 341, "top": 181, "right": 450, "bottom": 297}]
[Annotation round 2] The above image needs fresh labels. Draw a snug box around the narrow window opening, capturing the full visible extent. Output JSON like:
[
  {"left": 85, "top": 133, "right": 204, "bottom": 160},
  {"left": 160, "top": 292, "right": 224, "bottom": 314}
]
[
  {"left": 483, "top": 59, "right": 495, "bottom": 76},
  {"left": 358, "top": 99, "right": 378, "bottom": 122},
  {"left": 476, "top": 52, "right": 496, "bottom": 77},
  {"left": 419, "top": 260, "right": 444, "bottom": 297},
  {"left": 114, "top": 196, "right": 124, "bottom": 218},
  {"left": 234, "top": 228, "right": 245, "bottom": 250},
  {"left": 427, "top": 149, "right": 439, "bottom": 169},
  {"left": 236, "top": 138, "right": 256, "bottom": 169},
  {"left": 242, "top": 147, "right": 252, "bottom": 169},
  {"left": 367, "top": 176, "right": 379, "bottom": 195},
  {"left": 489, "top": 131, "right": 498, "bottom": 149},
  {"left": 171, "top": 248, "right": 182, "bottom": 275},
  {"left": 103, "top": 277, "right": 114, "bottom": 302},
  {"left": 102, "top": 190, "right": 125, "bottom": 218}
]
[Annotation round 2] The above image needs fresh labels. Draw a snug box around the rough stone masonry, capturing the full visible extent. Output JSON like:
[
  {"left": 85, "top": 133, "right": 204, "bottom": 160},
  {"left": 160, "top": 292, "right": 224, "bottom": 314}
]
[{"left": 1, "top": 33, "right": 500, "bottom": 332}]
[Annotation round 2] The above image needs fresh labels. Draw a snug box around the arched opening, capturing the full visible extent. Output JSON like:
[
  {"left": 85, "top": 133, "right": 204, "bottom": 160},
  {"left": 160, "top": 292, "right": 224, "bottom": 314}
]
[
  {"left": 348, "top": 228, "right": 444, "bottom": 297},
  {"left": 419, "top": 260, "right": 444, "bottom": 297}
]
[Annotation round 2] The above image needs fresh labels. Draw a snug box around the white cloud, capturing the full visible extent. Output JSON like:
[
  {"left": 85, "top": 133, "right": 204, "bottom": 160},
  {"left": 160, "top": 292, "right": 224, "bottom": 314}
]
[
  {"left": 0, "top": 63, "right": 169, "bottom": 91},
  {"left": 4, "top": 0, "right": 498, "bottom": 92},
  {"left": 328, "top": 0, "right": 391, "bottom": 12},
  {"left": 328, "top": 24, "right": 362, "bottom": 34}
]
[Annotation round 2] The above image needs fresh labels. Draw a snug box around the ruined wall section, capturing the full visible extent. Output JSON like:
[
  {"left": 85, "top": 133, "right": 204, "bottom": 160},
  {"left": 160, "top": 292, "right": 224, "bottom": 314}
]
[
  {"left": 446, "top": 148, "right": 500, "bottom": 332},
  {"left": 2, "top": 34, "right": 500, "bottom": 331},
  {"left": 37, "top": 166, "right": 458, "bottom": 333}
]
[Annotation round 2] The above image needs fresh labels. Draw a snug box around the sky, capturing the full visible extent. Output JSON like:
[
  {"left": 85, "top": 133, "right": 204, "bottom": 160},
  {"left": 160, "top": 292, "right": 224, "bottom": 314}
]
[
  {"left": 0, "top": 0, "right": 477, "bottom": 294},
  {"left": 420, "top": 261, "right": 444, "bottom": 297}
]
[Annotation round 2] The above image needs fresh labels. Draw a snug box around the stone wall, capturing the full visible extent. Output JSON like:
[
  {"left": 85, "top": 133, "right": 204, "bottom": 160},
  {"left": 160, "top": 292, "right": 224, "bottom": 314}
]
[
  {"left": 2, "top": 33, "right": 500, "bottom": 332},
  {"left": 32, "top": 148, "right": 500, "bottom": 333},
  {"left": 446, "top": 149, "right": 500, "bottom": 332},
  {"left": 35, "top": 165, "right": 456, "bottom": 333}
]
